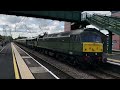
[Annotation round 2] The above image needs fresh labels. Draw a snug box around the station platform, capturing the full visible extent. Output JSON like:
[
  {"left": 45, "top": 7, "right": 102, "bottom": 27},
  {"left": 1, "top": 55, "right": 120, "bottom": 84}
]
[
  {"left": 107, "top": 51, "right": 120, "bottom": 65},
  {"left": 112, "top": 49, "right": 120, "bottom": 52},
  {"left": 1, "top": 42, "right": 120, "bottom": 79},
  {"left": 0, "top": 42, "right": 59, "bottom": 79}
]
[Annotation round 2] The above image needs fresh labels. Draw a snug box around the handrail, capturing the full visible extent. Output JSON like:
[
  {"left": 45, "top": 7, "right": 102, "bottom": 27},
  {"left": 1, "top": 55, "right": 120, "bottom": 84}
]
[{"left": 82, "top": 13, "right": 120, "bottom": 35}]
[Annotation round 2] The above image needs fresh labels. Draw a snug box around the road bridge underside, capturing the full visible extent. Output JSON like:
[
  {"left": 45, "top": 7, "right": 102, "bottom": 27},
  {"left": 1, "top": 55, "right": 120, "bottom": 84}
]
[
  {"left": 0, "top": 11, "right": 92, "bottom": 29},
  {"left": 0, "top": 11, "right": 82, "bottom": 22},
  {"left": 0, "top": 11, "right": 90, "bottom": 30}
]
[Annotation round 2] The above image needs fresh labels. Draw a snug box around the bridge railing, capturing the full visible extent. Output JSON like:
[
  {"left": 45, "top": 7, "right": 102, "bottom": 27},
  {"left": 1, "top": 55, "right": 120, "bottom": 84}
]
[{"left": 82, "top": 13, "right": 120, "bottom": 35}]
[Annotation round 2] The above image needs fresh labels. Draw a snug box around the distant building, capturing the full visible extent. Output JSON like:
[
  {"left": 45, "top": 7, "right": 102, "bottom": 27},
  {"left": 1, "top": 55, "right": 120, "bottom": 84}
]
[
  {"left": 111, "top": 11, "right": 120, "bottom": 17},
  {"left": 112, "top": 34, "right": 120, "bottom": 50},
  {"left": 111, "top": 11, "right": 120, "bottom": 50},
  {"left": 64, "top": 22, "right": 71, "bottom": 32}
]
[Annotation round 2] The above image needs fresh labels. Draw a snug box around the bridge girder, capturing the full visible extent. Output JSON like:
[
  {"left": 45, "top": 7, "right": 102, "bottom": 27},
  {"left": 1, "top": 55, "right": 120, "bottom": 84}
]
[{"left": 0, "top": 11, "right": 83, "bottom": 23}]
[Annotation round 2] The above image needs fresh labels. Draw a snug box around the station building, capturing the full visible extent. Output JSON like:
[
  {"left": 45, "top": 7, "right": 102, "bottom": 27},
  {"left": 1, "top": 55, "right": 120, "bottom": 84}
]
[{"left": 111, "top": 11, "right": 120, "bottom": 50}]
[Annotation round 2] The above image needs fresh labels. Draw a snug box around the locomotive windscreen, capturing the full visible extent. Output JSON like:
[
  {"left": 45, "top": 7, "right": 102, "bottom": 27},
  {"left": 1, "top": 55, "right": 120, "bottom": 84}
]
[{"left": 81, "top": 32, "right": 102, "bottom": 42}]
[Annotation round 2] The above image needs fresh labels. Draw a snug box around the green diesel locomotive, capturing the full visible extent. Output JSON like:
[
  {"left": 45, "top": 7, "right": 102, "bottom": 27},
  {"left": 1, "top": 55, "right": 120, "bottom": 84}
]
[{"left": 15, "top": 28, "right": 107, "bottom": 64}]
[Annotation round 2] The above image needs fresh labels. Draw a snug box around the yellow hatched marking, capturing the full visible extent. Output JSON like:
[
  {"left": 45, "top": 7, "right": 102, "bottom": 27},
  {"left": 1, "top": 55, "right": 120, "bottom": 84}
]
[
  {"left": 11, "top": 43, "right": 20, "bottom": 79},
  {"left": 107, "top": 58, "right": 120, "bottom": 63},
  {"left": 83, "top": 42, "right": 103, "bottom": 52}
]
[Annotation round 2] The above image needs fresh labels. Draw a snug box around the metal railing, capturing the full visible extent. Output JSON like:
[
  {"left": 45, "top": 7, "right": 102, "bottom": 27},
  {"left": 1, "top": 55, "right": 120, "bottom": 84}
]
[{"left": 82, "top": 13, "right": 120, "bottom": 35}]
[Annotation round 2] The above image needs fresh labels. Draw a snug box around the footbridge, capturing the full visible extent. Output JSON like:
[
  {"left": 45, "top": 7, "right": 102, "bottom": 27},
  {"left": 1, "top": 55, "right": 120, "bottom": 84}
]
[{"left": 83, "top": 13, "right": 120, "bottom": 54}]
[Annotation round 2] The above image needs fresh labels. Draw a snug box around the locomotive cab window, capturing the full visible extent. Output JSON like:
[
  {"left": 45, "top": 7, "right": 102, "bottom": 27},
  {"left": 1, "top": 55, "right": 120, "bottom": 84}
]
[{"left": 81, "top": 32, "right": 102, "bottom": 42}]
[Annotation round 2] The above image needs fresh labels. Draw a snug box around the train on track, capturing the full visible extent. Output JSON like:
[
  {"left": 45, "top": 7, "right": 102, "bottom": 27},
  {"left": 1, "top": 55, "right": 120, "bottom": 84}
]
[{"left": 15, "top": 28, "right": 107, "bottom": 64}]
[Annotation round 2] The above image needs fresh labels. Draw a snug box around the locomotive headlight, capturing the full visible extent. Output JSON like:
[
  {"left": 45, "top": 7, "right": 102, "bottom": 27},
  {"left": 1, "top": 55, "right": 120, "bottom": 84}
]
[{"left": 95, "top": 53, "right": 97, "bottom": 55}]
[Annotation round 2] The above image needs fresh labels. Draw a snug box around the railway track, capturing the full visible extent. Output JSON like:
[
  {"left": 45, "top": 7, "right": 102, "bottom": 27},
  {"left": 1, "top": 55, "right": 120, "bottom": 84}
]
[
  {"left": 15, "top": 43, "right": 120, "bottom": 79},
  {"left": 83, "top": 67, "right": 120, "bottom": 79},
  {"left": 96, "top": 63, "right": 120, "bottom": 79},
  {"left": 15, "top": 43, "right": 97, "bottom": 79},
  {"left": 67, "top": 62, "right": 120, "bottom": 79}
]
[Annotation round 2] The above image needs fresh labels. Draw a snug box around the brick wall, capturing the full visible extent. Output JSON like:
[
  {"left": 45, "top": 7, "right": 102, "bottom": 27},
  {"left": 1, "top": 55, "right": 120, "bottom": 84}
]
[
  {"left": 111, "top": 11, "right": 120, "bottom": 17},
  {"left": 111, "top": 11, "right": 120, "bottom": 50},
  {"left": 64, "top": 22, "right": 71, "bottom": 32},
  {"left": 112, "top": 34, "right": 120, "bottom": 50}
]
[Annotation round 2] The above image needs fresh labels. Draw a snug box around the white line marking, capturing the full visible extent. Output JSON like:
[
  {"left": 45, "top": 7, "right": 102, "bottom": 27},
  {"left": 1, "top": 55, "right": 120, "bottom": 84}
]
[
  {"left": 15, "top": 43, "right": 60, "bottom": 79},
  {"left": 112, "top": 49, "right": 120, "bottom": 52},
  {"left": 107, "top": 61, "right": 120, "bottom": 66},
  {"left": 107, "top": 58, "right": 120, "bottom": 63},
  {"left": 0, "top": 45, "right": 7, "bottom": 52}
]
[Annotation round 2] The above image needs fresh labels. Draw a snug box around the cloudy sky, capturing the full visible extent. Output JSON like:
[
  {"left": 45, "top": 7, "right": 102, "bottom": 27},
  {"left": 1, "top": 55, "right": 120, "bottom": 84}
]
[
  {"left": 0, "top": 11, "right": 111, "bottom": 39},
  {"left": 0, "top": 14, "right": 64, "bottom": 39}
]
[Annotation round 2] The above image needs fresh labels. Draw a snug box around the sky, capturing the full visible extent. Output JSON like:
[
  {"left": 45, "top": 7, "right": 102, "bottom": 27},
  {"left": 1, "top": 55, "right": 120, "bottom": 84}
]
[
  {"left": 0, "top": 14, "right": 64, "bottom": 39},
  {"left": 0, "top": 11, "right": 111, "bottom": 39}
]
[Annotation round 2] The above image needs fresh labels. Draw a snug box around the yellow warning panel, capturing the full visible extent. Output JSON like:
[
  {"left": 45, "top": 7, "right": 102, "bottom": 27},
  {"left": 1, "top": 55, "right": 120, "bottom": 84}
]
[{"left": 83, "top": 42, "right": 103, "bottom": 52}]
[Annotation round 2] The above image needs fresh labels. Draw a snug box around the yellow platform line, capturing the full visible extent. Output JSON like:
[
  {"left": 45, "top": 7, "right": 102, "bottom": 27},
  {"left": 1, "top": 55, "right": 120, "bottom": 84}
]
[
  {"left": 107, "top": 58, "right": 120, "bottom": 63},
  {"left": 11, "top": 43, "right": 20, "bottom": 79},
  {"left": 11, "top": 43, "right": 34, "bottom": 79}
]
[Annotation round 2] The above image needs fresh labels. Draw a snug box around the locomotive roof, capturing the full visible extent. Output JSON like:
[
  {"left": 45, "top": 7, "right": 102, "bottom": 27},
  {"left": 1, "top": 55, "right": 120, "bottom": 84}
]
[
  {"left": 26, "top": 37, "right": 36, "bottom": 40},
  {"left": 16, "top": 38, "right": 27, "bottom": 41},
  {"left": 16, "top": 28, "right": 107, "bottom": 40},
  {"left": 44, "top": 28, "right": 84, "bottom": 38},
  {"left": 44, "top": 28, "right": 107, "bottom": 38},
  {"left": 16, "top": 37, "right": 36, "bottom": 41}
]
